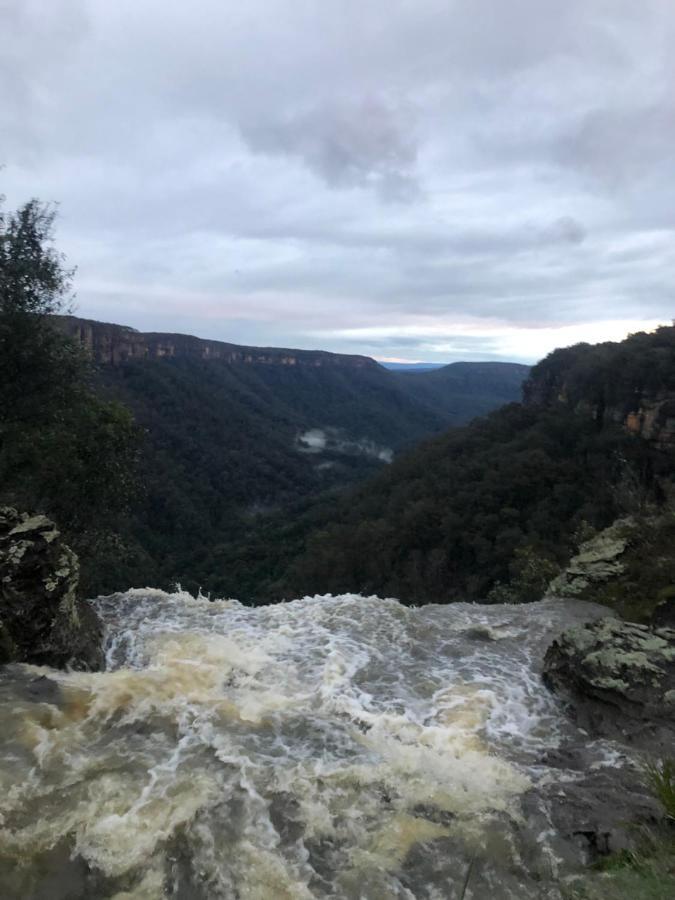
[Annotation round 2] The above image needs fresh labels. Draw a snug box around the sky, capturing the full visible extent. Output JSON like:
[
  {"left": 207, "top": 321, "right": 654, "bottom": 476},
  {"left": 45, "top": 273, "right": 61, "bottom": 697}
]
[{"left": 1, "top": 0, "right": 673, "bottom": 364}]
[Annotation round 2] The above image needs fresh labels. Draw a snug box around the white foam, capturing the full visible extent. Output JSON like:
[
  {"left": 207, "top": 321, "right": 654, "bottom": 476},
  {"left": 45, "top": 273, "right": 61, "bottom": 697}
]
[{"left": 0, "top": 590, "right": 617, "bottom": 898}]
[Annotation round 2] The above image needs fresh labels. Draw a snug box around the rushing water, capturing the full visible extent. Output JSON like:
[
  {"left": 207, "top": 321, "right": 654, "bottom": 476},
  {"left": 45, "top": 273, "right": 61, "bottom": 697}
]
[{"left": 0, "top": 591, "right": 628, "bottom": 899}]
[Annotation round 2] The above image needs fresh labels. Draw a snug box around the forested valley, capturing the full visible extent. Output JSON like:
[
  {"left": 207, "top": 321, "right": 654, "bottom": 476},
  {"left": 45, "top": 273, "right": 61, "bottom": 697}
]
[
  {"left": 3, "top": 197, "right": 674, "bottom": 620},
  {"left": 1, "top": 198, "right": 529, "bottom": 597}
]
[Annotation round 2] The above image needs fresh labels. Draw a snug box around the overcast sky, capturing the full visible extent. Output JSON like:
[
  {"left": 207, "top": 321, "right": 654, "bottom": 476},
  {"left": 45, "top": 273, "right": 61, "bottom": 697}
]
[{"left": 1, "top": 1, "right": 673, "bottom": 363}]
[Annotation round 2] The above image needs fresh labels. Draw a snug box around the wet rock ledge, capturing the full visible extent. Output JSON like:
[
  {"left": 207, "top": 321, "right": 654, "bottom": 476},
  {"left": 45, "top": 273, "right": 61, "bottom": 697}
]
[
  {"left": 0, "top": 508, "right": 103, "bottom": 670},
  {"left": 543, "top": 616, "right": 675, "bottom": 754}
]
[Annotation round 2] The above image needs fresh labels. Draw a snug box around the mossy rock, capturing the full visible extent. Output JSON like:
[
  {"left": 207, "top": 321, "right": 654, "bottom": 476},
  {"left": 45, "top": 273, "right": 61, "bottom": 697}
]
[
  {"left": 0, "top": 508, "right": 103, "bottom": 669},
  {"left": 543, "top": 617, "right": 675, "bottom": 753},
  {"left": 549, "top": 514, "right": 675, "bottom": 623}
]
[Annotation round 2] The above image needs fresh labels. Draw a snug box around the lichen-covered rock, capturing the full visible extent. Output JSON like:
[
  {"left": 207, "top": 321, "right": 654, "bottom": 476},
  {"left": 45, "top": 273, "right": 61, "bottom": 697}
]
[
  {"left": 546, "top": 519, "right": 634, "bottom": 599},
  {"left": 543, "top": 616, "right": 675, "bottom": 752},
  {"left": 0, "top": 508, "right": 103, "bottom": 670}
]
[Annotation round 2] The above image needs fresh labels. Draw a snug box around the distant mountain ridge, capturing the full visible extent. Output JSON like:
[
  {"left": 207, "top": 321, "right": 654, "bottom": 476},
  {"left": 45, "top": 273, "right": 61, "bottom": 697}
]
[
  {"left": 56, "top": 314, "right": 529, "bottom": 442},
  {"left": 55, "top": 315, "right": 377, "bottom": 369},
  {"left": 52, "top": 314, "right": 529, "bottom": 594},
  {"left": 381, "top": 362, "right": 446, "bottom": 371},
  {"left": 393, "top": 360, "right": 531, "bottom": 422},
  {"left": 239, "top": 326, "right": 674, "bottom": 607}
]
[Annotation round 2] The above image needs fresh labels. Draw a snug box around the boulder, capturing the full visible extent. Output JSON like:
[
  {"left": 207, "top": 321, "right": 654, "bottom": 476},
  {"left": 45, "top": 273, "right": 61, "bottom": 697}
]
[
  {"left": 546, "top": 519, "right": 633, "bottom": 599},
  {"left": 0, "top": 508, "right": 103, "bottom": 670},
  {"left": 543, "top": 616, "right": 675, "bottom": 753}
]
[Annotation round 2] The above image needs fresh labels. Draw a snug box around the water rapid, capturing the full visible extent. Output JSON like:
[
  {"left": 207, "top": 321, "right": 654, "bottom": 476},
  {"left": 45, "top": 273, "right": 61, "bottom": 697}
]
[{"left": 0, "top": 591, "right": 628, "bottom": 899}]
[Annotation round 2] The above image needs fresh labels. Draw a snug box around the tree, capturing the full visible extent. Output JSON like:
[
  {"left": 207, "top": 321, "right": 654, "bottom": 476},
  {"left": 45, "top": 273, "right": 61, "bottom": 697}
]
[
  {"left": 0, "top": 196, "right": 139, "bottom": 593},
  {"left": 0, "top": 198, "right": 82, "bottom": 423}
]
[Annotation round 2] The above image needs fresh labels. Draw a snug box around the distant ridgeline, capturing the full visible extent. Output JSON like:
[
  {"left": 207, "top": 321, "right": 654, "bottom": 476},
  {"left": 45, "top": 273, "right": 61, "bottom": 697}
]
[
  {"left": 56, "top": 315, "right": 376, "bottom": 370},
  {"left": 54, "top": 315, "right": 528, "bottom": 595},
  {"left": 236, "top": 325, "right": 675, "bottom": 610}
]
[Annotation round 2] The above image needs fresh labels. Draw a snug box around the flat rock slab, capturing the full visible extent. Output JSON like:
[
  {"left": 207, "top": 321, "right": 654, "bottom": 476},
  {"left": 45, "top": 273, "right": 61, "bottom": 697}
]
[{"left": 543, "top": 616, "right": 675, "bottom": 753}]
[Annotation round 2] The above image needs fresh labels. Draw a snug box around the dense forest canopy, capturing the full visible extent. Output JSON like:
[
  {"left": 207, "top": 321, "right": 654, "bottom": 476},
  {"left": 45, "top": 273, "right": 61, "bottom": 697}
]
[
  {"left": 86, "top": 339, "right": 526, "bottom": 594},
  {"left": 215, "top": 329, "right": 675, "bottom": 607},
  {"left": 0, "top": 198, "right": 138, "bottom": 585},
  {"left": 393, "top": 361, "right": 530, "bottom": 422},
  {"left": 215, "top": 404, "right": 656, "bottom": 604},
  {"left": 524, "top": 325, "right": 675, "bottom": 413}
]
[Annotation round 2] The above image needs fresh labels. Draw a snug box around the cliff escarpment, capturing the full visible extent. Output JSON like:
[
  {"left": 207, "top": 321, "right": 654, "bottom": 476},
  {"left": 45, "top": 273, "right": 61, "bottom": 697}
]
[
  {"left": 523, "top": 324, "right": 675, "bottom": 448},
  {"left": 55, "top": 315, "right": 378, "bottom": 370},
  {"left": 42, "top": 313, "right": 527, "bottom": 597},
  {"left": 252, "top": 326, "right": 675, "bottom": 608}
]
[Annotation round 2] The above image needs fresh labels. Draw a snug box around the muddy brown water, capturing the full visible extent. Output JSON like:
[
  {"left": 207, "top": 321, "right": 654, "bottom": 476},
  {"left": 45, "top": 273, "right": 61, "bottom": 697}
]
[{"left": 0, "top": 591, "right": 634, "bottom": 898}]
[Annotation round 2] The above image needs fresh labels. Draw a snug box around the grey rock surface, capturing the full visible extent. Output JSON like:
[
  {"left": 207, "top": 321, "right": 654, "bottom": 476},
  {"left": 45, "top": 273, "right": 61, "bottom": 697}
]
[
  {"left": 0, "top": 507, "right": 103, "bottom": 670},
  {"left": 522, "top": 763, "right": 661, "bottom": 867},
  {"left": 543, "top": 616, "right": 675, "bottom": 752},
  {"left": 546, "top": 519, "right": 634, "bottom": 599}
]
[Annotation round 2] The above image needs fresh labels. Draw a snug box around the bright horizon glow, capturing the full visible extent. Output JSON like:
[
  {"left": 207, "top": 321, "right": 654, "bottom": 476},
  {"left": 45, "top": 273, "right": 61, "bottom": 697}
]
[{"left": 320, "top": 319, "right": 667, "bottom": 365}]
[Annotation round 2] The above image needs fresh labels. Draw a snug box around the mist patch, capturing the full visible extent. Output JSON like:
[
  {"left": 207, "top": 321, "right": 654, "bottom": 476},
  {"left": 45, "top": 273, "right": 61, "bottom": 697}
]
[{"left": 296, "top": 428, "right": 393, "bottom": 463}]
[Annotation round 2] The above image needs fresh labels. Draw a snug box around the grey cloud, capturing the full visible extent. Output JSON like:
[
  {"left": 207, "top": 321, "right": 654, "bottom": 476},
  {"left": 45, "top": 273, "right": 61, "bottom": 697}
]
[
  {"left": 0, "top": 0, "right": 89, "bottom": 158},
  {"left": 544, "top": 217, "right": 587, "bottom": 245},
  {"left": 241, "top": 97, "right": 420, "bottom": 201},
  {"left": 313, "top": 332, "right": 515, "bottom": 364},
  {"left": 557, "top": 104, "right": 675, "bottom": 186},
  {"left": 1, "top": 0, "right": 673, "bottom": 364}
]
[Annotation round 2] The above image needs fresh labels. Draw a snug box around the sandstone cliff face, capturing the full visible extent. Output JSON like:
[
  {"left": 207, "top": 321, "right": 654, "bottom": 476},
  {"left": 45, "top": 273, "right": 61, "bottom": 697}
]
[
  {"left": 522, "top": 328, "right": 675, "bottom": 449},
  {"left": 524, "top": 377, "right": 675, "bottom": 447},
  {"left": 55, "top": 315, "right": 378, "bottom": 370},
  {"left": 624, "top": 394, "right": 675, "bottom": 449}
]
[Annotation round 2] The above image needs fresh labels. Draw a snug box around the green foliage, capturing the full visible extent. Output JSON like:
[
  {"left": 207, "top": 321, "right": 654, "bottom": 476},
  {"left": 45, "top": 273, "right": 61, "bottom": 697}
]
[
  {"left": 564, "top": 760, "right": 675, "bottom": 899},
  {"left": 3, "top": 199, "right": 671, "bottom": 607},
  {"left": 0, "top": 199, "right": 82, "bottom": 423},
  {"left": 0, "top": 197, "right": 139, "bottom": 591},
  {"left": 487, "top": 545, "right": 560, "bottom": 603},
  {"left": 582, "top": 512, "right": 675, "bottom": 622},
  {"left": 565, "top": 824, "right": 675, "bottom": 899},
  {"left": 229, "top": 326, "right": 675, "bottom": 608},
  {"left": 256, "top": 402, "right": 658, "bottom": 605},
  {"left": 88, "top": 345, "right": 525, "bottom": 595},
  {"left": 645, "top": 759, "right": 675, "bottom": 821},
  {"left": 567, "top": 864, "right": 675, "bottom": 900},
  {"left": 525, "top": 326, "right": 675, "bottom": 415},
  {"left": 393, "top": 361, "right": 529, "bottom": 422},
  {"left": 0, "top": 199, "right": 71, "bottom": 315}
]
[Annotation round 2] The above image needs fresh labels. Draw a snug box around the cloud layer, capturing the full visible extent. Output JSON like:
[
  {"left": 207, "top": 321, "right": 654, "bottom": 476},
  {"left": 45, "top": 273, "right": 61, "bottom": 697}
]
[{"left": 1, "top": 0, "right": 673, "bottom": 362}]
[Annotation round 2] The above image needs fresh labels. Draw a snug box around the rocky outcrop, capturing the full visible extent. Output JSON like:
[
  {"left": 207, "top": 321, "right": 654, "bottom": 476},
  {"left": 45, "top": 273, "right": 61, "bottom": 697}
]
[
  {"left": 546, "top": 519, "right": 634, "bottom": 600},
  {"left": 54, "top": 315, "right": 378, "bottom": 370},
  {"left": 0, "top": 508, "right": 103, "bottom": 670},
  {"left": 543, "top": 616, "right": 675, "bottom": 753},
  {"left": 522, "top": 325, "right": 675, "bottom": 448},
  {"left": 624, "top": 394, "right": 675, "bottom": 449},
  {"left": 547, "top": 515, "right": 675, "bottom": 623},
  {"left": 521, "top": 755, "right": 663, "bottom": 864}
]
